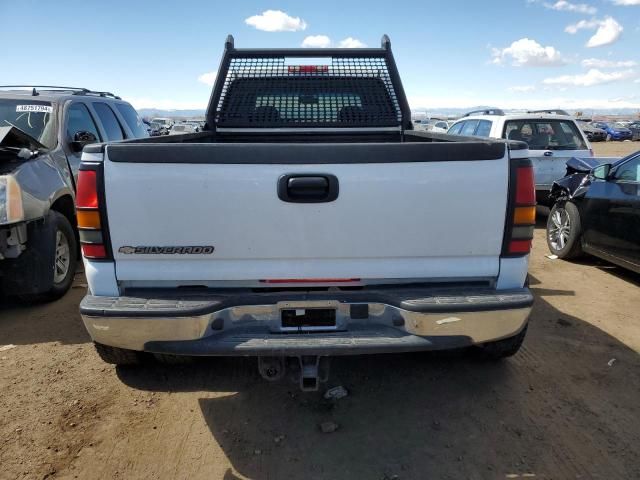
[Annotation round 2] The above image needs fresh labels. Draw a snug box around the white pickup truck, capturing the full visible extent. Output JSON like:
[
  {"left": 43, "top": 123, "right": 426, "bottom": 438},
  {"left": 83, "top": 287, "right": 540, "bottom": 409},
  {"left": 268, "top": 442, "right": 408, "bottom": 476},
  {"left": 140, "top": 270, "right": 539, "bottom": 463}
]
[{"left": 77, "top": 36, "right": 535, "bottom": 390}]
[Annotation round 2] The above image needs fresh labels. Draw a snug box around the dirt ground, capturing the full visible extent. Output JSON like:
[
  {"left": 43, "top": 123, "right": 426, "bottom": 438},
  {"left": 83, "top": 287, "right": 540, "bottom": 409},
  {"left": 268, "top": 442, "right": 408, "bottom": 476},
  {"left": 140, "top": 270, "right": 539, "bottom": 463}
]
[
  {"left": 2, "top": 166, "right": 640, "bottom": 479},
  {"left": 591, "top": 139, "right": 638, "bottom": 157}
]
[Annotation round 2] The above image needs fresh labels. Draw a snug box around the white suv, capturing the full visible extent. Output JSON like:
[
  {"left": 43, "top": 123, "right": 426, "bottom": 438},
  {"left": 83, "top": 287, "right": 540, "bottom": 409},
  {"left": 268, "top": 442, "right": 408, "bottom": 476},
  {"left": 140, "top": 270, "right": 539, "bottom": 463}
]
[{"left": 448, "top": 109, "right": 592, "bottom": 204}]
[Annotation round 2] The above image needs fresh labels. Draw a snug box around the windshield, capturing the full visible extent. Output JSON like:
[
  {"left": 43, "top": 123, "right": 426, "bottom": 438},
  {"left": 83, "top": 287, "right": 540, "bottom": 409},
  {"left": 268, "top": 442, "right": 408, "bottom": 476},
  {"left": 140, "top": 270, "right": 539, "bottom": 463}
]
[
  {"left": 0, "top": 99, "right": 57, "bottom": 148},
  {"left": 504, "top": 119, "right": 587, "bottom": 151}
]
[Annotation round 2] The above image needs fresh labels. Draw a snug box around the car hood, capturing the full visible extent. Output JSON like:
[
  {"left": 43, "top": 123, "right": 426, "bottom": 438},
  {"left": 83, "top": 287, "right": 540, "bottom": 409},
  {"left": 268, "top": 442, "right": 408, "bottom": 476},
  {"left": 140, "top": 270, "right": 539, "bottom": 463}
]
[
  {"left": 0, "top": 126, "right": 47, "bottom": 151},
  {"left": 565, "top": 156, "right": 608, "bottom": 173}
]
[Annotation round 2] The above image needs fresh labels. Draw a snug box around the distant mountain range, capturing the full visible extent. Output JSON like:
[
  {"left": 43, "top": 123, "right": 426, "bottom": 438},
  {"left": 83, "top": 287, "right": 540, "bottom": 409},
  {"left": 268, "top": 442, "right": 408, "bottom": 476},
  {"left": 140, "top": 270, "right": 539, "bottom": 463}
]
[{"left": 138, "top": 108, "right": 206, "bottom": 119}]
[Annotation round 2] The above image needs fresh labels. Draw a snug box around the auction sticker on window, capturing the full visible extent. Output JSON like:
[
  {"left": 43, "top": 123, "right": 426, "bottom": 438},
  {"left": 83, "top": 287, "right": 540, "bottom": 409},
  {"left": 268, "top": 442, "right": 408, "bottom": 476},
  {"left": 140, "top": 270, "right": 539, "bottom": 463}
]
[{"left": 16, "top": 105, "right": 53, "bottom": 113}]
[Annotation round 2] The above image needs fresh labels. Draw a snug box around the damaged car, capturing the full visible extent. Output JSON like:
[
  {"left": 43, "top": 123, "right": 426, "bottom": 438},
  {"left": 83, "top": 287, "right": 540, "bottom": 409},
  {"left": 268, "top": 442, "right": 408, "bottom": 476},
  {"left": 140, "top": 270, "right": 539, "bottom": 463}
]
[
  {"left": 546, "top": 151, "right": 640, "bottom": 273},
  {"left": 0, "top": 86, "right": 148, "bottom": 301}
]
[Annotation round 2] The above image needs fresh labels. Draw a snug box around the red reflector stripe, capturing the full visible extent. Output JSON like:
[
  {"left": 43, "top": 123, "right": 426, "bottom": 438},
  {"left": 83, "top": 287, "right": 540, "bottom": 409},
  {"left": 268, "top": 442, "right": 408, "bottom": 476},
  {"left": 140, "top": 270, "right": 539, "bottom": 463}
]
[
  {"left": 76, "top": 170, "right": 99, "bottom": 209},
  {"left": 261, "top": 278, "right": 360, "bottom": 284},
  {"left": 508, "top": 240, "right": 531, "bottom": 254},
  {"left": 515, "top": 166, "right": 535, "bottom": 205},
  {"left": 82, "top": 244, "right": 106, "bottom": 258}
]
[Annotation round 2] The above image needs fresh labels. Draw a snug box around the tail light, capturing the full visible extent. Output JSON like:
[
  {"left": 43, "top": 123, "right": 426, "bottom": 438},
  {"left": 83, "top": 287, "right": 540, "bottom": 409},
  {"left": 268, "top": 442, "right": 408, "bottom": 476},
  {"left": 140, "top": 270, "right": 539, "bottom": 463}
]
[
  {"left": 503, "top": 159, "right": 536, "bottom": 256},
  {"left": 76, "top": 166, "right": 111, "bottom": 260}
]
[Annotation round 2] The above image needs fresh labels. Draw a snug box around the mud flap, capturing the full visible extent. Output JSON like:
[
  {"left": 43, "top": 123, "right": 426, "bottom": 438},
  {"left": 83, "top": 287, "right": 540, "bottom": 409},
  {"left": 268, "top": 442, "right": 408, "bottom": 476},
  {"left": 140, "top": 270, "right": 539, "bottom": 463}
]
[{"left": 1, "top": 213, "right": 56, "bottom": 296}]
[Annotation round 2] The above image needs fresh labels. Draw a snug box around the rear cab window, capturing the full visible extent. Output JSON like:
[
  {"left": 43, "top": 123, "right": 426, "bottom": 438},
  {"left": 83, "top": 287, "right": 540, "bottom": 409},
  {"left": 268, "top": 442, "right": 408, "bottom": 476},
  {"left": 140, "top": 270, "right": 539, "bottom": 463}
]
[
  {"left": 220, "top": 77, "right": 398, "bottom": 127},
  {"left": 503, "top": 119, "right": 587, "bottom": 151},
  {"left": 93, "top": 102, "right": 126, "bottom": 141}
]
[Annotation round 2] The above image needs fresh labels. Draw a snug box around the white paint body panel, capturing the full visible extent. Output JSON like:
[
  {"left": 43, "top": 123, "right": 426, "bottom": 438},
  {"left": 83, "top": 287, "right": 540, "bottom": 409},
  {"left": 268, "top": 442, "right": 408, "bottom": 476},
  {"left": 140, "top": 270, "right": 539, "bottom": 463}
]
[{"left": 104, "top": 155, "right": 511, "bottom": 284}]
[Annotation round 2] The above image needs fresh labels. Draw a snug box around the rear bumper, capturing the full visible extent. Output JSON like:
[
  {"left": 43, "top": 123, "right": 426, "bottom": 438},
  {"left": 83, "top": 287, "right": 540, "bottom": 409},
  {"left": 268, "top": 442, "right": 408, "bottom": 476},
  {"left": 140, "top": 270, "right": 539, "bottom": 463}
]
[{"left": 80, "top": 287, "right": 533, "bottom": 356}]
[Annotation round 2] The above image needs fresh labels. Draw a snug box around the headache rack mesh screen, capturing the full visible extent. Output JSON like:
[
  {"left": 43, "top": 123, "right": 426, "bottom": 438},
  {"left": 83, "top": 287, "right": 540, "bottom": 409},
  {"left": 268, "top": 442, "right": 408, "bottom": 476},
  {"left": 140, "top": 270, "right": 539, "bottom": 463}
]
[{"left": 215, "top": 56, "right": 402, "bottom": 128}]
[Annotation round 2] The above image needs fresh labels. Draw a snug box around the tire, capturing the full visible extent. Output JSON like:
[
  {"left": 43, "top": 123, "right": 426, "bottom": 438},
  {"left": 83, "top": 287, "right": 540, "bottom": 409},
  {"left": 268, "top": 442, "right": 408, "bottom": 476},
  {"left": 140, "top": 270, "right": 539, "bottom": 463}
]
[
  {"left": 546, "top": 202, "right": 583, "bottom": 259},
  {"left": 94, "top": 342, "right": 142, "bottom": 365},
  {"left": 18, "top": 211, "right": 78, "bottom": 302},
  {"left": 480, "top": 324, "right": 528, "bottom": 359}
]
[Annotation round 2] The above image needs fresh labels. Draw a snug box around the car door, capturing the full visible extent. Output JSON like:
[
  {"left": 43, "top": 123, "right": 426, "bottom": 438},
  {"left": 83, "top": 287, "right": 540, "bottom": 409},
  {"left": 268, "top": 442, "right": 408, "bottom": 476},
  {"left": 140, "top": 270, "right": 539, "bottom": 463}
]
[
  {"left": 64, "top": 102, "right": 103, "bottom": 181},
  {"left": 503, "top": 119, "right": 590, "bottom": 193},
  {"left": 581, "top": 154, "right": 640, "bottom": 271}
]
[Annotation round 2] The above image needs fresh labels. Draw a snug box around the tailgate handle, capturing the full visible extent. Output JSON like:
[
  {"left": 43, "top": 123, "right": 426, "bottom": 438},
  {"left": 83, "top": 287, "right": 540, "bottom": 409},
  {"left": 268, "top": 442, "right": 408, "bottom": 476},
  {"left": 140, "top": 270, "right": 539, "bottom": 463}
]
[{"left": 278, "top": 174, "right": 339, "bottom": 203}]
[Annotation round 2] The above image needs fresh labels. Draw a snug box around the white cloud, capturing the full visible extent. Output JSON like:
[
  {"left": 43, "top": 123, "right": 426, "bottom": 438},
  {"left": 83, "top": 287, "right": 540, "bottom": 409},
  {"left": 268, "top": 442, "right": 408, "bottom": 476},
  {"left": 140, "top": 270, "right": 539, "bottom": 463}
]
[
  {"left": 508, "top": 85, "right": 537, "bottom": 93},
  {"left": 545, "top": 1, "right": 597, "bottom": 14},
  {"left": 338, "top": 37, "right": 367, "bottom": 48},
  {"left": 197, "top": 71, "right": 217, "bottom": 86},
  {"left": 611, "top": 0, "right": 640, "bottom": 4},
  {"left": 565, "top": 16, "right": 623, "bottom": 47},
  {"left": 301, "top": 36, "right": 367, "bottom": 48},
  {"left": 542, "top": 68, "right": 636, "bottom": 86},
  {"left": 491, "top": 38, "right": 565, "bottom": 67},
  {"left": 244, "top": 10, "right": 307, "bottom": 32},
  {"left": 565, "top": 19, "right": 599, "bottom": 33},
  {"left": 581, "top": 58, "right": 637, "bottom": 68},
  {"left": 301, "top": 35, "right": 331, "bottom": 48}
]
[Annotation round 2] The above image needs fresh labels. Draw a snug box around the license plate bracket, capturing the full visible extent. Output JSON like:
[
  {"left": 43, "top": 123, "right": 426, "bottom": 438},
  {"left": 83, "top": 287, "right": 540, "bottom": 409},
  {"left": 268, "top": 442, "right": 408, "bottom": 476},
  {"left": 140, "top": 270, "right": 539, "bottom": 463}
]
[{"left": 281, "top": 308, "right": 336, "bottom": 330}]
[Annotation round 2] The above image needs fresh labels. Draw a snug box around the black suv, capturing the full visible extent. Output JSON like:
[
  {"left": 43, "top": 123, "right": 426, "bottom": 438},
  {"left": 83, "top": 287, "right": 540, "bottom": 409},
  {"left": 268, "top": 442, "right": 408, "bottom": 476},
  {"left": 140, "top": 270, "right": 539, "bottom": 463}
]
[{"left": 0, "top": 86, "right": 148, "bottom": 300}]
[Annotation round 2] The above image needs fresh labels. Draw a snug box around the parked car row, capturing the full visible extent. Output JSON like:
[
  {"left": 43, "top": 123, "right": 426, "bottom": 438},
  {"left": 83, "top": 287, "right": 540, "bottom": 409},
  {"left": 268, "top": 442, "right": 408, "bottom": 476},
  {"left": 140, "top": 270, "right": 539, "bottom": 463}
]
[
  {"left": 146, "top": 117, "right": 205, "bottom": 136},
  {"left": 576, "top": 120, "right": 606, "bottom": 142},
  {"left": 591, "top": 121, "right": 633, "bottom": 142}
]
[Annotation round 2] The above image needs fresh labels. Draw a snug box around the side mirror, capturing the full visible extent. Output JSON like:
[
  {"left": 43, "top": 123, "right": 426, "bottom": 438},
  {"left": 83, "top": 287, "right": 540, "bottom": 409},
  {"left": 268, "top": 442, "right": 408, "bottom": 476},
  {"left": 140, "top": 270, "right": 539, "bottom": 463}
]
[
  {"left": 71, "top": 131, "right": 98, "bottom": 152},
  {"left": 592, "top": 163, "right": 611, "bottom": 180}
]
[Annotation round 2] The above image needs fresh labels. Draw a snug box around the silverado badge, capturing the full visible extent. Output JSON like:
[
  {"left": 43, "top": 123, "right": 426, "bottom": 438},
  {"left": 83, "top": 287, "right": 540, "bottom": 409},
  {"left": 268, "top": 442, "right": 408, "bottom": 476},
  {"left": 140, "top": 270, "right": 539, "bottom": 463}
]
[{"left": 118, "top": 246, "right": 215, "bottom": 255}]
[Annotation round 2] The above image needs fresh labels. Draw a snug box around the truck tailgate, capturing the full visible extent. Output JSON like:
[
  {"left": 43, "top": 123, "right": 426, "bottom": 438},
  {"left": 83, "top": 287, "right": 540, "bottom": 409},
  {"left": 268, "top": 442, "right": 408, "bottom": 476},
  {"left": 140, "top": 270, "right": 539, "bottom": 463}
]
[{"left": 103, "top": 143, "right": 509, "bottom": 284}]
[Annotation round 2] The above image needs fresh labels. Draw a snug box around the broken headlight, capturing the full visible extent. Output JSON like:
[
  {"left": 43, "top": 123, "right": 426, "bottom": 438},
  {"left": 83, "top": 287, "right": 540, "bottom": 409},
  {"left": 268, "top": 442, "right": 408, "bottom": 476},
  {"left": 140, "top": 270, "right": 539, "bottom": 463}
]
[{"left": 0, "top": 175, "right": 24, "bottom": 224}]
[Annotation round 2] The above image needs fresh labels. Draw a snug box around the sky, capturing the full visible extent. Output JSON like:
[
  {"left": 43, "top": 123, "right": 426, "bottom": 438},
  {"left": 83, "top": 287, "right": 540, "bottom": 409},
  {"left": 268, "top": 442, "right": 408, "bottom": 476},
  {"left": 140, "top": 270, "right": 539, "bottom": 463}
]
[{"left": 1, "top": 0, "right": 639, "bottom": 112}]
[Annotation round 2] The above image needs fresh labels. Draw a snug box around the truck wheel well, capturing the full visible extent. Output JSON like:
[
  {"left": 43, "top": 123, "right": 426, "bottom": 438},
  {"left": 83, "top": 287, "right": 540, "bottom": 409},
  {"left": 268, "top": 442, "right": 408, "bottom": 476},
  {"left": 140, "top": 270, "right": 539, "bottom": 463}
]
[{"left": 50, "top": 195, "right": 77, "bottom": 229}]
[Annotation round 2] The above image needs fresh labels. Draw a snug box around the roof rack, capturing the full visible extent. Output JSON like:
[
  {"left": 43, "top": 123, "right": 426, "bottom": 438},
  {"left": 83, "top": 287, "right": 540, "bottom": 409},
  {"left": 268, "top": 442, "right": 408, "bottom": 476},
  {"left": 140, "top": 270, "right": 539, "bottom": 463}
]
[
  {"left": 0, "top": 85, "right": 121, "bottom": 100},
  {"left": 527, "top": 109, "right": 570, "bottom": 116},
  {"left": 462, "top": 108, "right": 504, "bottom": 117}
]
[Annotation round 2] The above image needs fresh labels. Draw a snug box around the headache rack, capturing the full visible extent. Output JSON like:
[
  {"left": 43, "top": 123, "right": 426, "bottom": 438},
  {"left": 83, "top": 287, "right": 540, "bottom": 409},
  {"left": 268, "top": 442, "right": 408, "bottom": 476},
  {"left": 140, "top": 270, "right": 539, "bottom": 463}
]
[
  {"left": 0, "top": 85, "right": 121, "bottom": 99},
  {"left": 206, "top": 35, "right": 413, "bottom": 131}
]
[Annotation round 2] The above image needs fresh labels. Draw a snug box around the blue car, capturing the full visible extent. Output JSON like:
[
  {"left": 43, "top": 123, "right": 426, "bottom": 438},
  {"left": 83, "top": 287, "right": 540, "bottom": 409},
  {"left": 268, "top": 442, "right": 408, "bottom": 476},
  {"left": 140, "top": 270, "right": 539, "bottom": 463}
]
[{"left": 591, "top": 122, "right": 633, "bottom": 141}]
